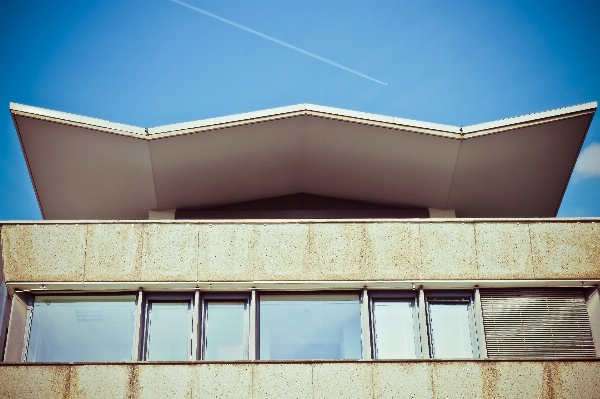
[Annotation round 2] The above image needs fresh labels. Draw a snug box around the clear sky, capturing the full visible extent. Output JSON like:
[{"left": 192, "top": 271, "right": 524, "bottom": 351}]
[{"left": 1, "top": 0, "right": 599, "bottom": 219}]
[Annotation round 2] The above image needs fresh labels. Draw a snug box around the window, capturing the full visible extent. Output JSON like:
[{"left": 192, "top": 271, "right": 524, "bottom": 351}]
[
  {"left": 480, "top": 288, "right": 596, "bottom": 358},
  {"left": 143, "top": 294, "right": 194, "bottom": 361},
  {"left": 259, "top": 293, "right": 362, "bottom": 360},
  {"left": 202, "top": 294, "right": 250, "bottom": 360},
  {"left": 426, "top": 292, "right": 478, "bottom": 359},
  {"left": 370, "top": 292, "right": 421, "bottom": 359},
  {"left": 27, "top": 295, "right": 136, "bottom": 362}
]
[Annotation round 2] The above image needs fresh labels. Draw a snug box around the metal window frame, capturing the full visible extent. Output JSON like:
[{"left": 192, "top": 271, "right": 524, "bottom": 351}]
[
  {"left": 256, "top": 290, "right": 363, "bottom": 360},
  {"left": 200, "top": 291, "right": 251, "bottom": 361},
  {"left": 141, "top": 291, "right": 196, "bottom": 361},
  {"left": 424, "top": 290, "right": 479, "bottom": 359},
  {"left": 368, "top": 290, "right": 421, "bottom": 359}
]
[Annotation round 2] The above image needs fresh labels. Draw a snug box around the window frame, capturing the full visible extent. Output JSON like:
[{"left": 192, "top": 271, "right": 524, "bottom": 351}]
[
  {"left": 141, "top": 292, "right": 196, "bottom": 361},
  {"left": 368, "top": 290, "right": 422, "bottom": 359},
  {"left": 200, "top": 292, "right": 251, "bottom": 361},
  {"left": 425, "top": 290, "right": 479, "bottom": 359}
]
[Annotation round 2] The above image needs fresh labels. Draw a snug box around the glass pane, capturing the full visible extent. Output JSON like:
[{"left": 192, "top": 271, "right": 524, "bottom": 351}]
[
  {"left": 146, "top": 301, "right": 191, "bottom": 361},
  {"left": 373, "top": 300, "right": 418, "bottom": 359},
  {"left": 428, "top": 302, "right": 474, "bottom": 358},
  {"left": 27, "top": 296, "right": 136, "bottom": 362},
  {"left": 204, "top": 301, "right": 247, "bottom": 360},
  {"left": 259, "top": 294, "right": 361, "bottom": 360}
]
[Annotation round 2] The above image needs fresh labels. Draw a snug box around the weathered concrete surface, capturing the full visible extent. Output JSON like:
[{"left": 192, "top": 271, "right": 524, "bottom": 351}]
[
  {"left": 419, "top": 223, "right": 478, "bottom": 279},
  {"left": 141, "top": 224, "right": 199, "bottom": 281},
  {"left": 475, "top": 223, "right": 534, "bottom": 279},
  {"left": 2, "top": 221, "right": 600, "bottom": 283},
  {"left": 2, "top": 224, "right": 86, "bottom": 282},
  {"left": 84, "top": 224, "right": 143, "bottom": 281},
  {"left": 1, "top": 361, "right": 599, "bottom": 399},
  {"left": 530, "top": 222, "right": 600, "bottom": 279}
]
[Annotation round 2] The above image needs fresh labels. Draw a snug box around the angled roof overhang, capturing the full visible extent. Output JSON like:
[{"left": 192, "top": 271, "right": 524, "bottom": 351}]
[{"left": 10, "top": 102, "right": 596, "bottom": 219}]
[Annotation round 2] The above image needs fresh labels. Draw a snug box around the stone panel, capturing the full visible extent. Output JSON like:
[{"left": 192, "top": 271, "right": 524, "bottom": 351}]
[
  {"left": 530, "top": 222, "right": 600, "bottom": 279},
  {"left": 70, "top": 365, "right": 130, "bottom": 399},
  {"left": 141, "top": 224, "right": 198, "bottom": 282},
  {"left": 193, "top": 363, "right": 252, "bottom": 399},
  {"left": 84, "top": 224, "right": 143, "bottom": 281},
  {"left": 309, "top": 224, "right": 367, "bottom": 281},
  {"left": 372, "top": 362, "right": 434, "bottom": 399},
  {"left": 137, "top": 364, "right": 194, "bottom": 398},
  {"left": 312, "top": 362, "right": 372, "bottom": 399},
  {"left": 1, "top": 224, "right": 86, "bottom": 282},
  {"left": 253, "top": 363, "right": 312, "bottom": 399},
  {"left": 253, "top": 224, "right": 311, "bottom": 281},
  {"left": 365, "top": 223, "right": 422, "bottom": 280},
  {"left": 198, "top": 224, "right": 255, "bottom": 281},
  {"left": 419, "top": 223, "right": 478, "bottom": 279},
  {"left": 475, "top": 223, "right": 534, "bottom": 279},
  {"left": 491, "top": 362, "right": 544, "bottom": 399},
  {"left": 431, "top": 362, "right": 483, "bottom": 399},
  {"left": 554, "top": 361, "right": 600, "bottom": 399},
  {"left": 0, "top": 365, "right": 70, "bottom": 399}
]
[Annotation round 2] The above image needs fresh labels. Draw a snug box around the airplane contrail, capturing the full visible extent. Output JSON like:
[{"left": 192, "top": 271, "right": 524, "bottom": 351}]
[{"left": 171, "top": 0, "right": 387, "bottom": 86}]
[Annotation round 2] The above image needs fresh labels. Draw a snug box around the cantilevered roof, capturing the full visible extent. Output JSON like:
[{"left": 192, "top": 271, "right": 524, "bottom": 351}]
[{"left": 10, "top": 102, "right": 596, "bottom": 219}]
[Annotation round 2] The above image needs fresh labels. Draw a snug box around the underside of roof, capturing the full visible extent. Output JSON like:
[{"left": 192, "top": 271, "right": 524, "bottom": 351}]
[{"left": 9, "top": 102, "right": 596, "bottom": 219}]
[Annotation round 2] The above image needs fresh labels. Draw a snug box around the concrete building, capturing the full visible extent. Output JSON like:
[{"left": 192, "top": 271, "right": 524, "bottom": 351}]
[{"left": 1, "top": 101, "right": 599, "bottom": 398}]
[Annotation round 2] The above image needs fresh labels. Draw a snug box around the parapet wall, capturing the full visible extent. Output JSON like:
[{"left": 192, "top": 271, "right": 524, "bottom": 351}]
[
  {"left": 1, "top": 220, "right": 599, "bottom": 285},
  {"left": 1, "top": 360, "right": 599, "bottom": 399}
]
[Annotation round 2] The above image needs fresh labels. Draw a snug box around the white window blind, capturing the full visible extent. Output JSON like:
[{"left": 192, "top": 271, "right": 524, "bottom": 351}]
[{"left": 480, "top": 289, "right": 596, "bottom": 358}]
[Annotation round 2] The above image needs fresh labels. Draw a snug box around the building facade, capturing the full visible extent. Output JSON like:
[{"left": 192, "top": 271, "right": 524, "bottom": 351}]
[{"left": 1, "top": 102, "right": 599, "bottom": 398}]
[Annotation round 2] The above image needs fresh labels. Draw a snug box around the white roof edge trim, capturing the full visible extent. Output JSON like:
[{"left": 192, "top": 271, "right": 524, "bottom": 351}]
[
  {"left": 9, "top": 102, "right": 146, "bottom": 135},
  {"left": 148, "top": 103, "right": 460, "bottom": 135},
  {"left": 463, "top": 102, "right": 597, "bottom": 133}
]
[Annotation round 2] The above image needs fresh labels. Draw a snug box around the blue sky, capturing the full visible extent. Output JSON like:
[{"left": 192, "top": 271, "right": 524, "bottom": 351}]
[{"left": 1, "top": 0, "right": 599, "bottom": 219}]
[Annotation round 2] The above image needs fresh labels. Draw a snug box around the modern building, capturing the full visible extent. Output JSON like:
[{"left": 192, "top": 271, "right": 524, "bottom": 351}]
[{"left": 1, "top": 101, "right": 599, "bottom": 398}]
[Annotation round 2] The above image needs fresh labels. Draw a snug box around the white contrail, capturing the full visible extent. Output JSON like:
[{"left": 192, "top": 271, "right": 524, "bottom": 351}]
[{"left": 170, "top": 0, "right": 387, "bottom": 85}]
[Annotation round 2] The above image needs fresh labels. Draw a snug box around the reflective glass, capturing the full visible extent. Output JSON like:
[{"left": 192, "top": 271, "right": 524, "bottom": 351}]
[
  {"left": 428, "top": 302, "right": 474, "bottom": 358},
  {"left": 372, "top": 300, "right": 419, "bottom": 359},
  {"left": 204, "top": 301, "right": 247, "bottom": 360},
  {"left": 146, "top": 301, "right": 191, "bottom": 361},
  {"left": 259, "top": 294, "right": 362, "bottom": 360},
  {"left": 27, "top": 296, "right": 136, "bottom": 362}
]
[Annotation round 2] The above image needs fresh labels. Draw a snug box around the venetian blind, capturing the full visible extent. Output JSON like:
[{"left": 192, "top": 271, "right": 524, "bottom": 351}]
[{"left": 480, "top": 289, "right": 596, "bottom": 358}]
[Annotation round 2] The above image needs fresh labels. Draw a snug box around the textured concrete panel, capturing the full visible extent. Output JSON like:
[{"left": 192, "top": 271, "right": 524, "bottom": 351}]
[
  {"left": 0, "top": 365, "right": 70, "bottom": 399},
  {"left": 313, "top": 363, "right": 372, "bottom": 399},
  {"left": 137, "top": 364, "right": 194, "bottom": 398},
  {"left": 142, "top": 224, "right": 198, "bottom": 282},
  {"left": 193, "top": 364, "right": 252, "bottom": 399},
  {"left": 85, "top": 224, "right": 143, "bottom": 281},
  {"left": 253, "top": 363, "right": 312, "bottom": 399},
  {"left": 309, "top": 224, "right": 367, "bottom": 280},
  {"left": 554, "top": 361, "right": 600, "bottom": 399},
  {"left": 530, "top": 222, "right": 600, "bottom": 279},
  {"left": 475, "top": 223, "right": 534, "bottom": 279},
  {"left": 2, "top": 224, "right": 86, "bottom": 282},
  {"left": 365, "top": 223, "right": 422, "bottom": 280},
  {"left": 490, "top": 362, "right": 544, "bottom": 399},
  {"left": 70, "top": 365, "right": 130, "bottom": 399},
  {"left": 419, "top": 223, "right": 478, "bottom": 279},
  {"left": 431, "top": 362, "right": 482, "bottom": 399},
  {"left": 198, "top": 224, "right": 255, "bottom": 281},
  {"left": 253, "top": 224, "right": 311, "bottom": 281},
  {"left": 373, "top": 362, "right": 434, "bottom": 399}
]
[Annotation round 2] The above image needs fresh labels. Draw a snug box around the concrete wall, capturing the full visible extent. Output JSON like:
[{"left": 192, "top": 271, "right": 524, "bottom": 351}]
[
  {"left": 0, "top": 361, "right": 599, "bottom": 399},
  {"left": 1, "top": 221, "right": 599, "bottom": 284}
]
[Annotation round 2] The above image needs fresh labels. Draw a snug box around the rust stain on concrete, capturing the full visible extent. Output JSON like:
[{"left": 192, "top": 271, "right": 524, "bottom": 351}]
[
  {"left": 126, "top": 365, "right": 139, "bottom": 399},
  {"left": 541, "top": 362, "right": 557, "bottom": 399},
  {"left": 481, "top": 362, "right": 499, "bottom": 399}
]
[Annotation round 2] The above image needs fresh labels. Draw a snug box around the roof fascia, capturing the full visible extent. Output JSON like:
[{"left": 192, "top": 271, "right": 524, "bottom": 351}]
[{"left": 9, "top": 103, "right": 147, "bottom": 137}]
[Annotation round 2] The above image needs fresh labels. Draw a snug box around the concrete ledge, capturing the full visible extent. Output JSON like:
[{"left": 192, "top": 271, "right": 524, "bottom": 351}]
[
  {"left": 2, "top": 221, "right": 599, "bottom": 284},
  {"left": 1, "top": 361, "right": 598, "bottom": 399}
]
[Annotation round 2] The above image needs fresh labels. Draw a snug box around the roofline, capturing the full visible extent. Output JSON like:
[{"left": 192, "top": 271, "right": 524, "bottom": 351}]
[{"left": 9, "top": 101, "right": 597, "bottom": 141}]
